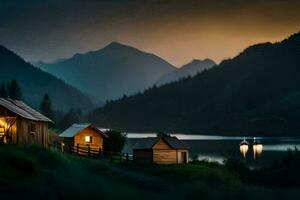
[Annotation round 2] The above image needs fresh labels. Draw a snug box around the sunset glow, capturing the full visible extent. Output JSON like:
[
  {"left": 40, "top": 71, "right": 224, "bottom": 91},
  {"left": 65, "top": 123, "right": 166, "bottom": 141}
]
[{"left": 0, "top": 0, "right": 299, "bottom": 66}]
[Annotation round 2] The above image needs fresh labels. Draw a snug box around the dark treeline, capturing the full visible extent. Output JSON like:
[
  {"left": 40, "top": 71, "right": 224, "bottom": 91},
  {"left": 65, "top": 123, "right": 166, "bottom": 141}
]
[
  {"left": 0, "top": 79, "right": 23, "bottom": 100},
  {"left": 40, "top": 94, "right": 84, "bottom": 130},
  {"left": 0, "top": 79, "right": 82, "bottom": 130},
  {"left": 89, "top": 32, "right": 300, "bottom": 136}
]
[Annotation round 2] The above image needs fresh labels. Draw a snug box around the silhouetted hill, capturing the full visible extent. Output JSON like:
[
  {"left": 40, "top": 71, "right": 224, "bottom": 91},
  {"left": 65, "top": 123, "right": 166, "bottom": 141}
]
[
  {"left": 89, "top": 32, "right": 300, "bottom": 135},
  {"left": 37, "top": 42, "right": 176, "bottom": 101},
  {"left": 0, "top": 45, "right": 95, "bottom": 111},
  {"left": 156, "top": 59, "right": 216, "bottom": 85}
]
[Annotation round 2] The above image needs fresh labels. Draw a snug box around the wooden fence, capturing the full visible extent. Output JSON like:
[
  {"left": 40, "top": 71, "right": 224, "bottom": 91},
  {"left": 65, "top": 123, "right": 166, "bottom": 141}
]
[{"left": 49, "top": 142, "right": 133, "bottom": 163}]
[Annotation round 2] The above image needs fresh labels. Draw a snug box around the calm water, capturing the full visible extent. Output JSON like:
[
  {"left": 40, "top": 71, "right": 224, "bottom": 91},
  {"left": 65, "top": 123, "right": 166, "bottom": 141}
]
[{"left": 123, "top": 133, "right": 300, "bottom": 165}]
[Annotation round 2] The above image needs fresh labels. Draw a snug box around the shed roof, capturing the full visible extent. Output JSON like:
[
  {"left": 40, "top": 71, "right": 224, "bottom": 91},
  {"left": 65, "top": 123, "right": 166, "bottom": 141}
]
[
  {"left": 0, "top": 98, "right": 52, "bottom": 122},
  {"left": 133, "top": 137, "right": 189, "bottom": 150},
  {"left": 59, "top": 123, "right": 108, "bottom": 138}
]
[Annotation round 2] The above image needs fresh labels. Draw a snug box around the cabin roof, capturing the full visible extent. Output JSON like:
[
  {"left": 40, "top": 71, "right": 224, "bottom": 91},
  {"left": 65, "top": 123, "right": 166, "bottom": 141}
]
[
  {"left": 133, "top": 137, "right": 189, "bottom": 150},
  {"left": 0, "top": 98, "right": 52, "bottom": 122},
  {"left": 59, "top": 123, "right": 108, "bottom": 138}
]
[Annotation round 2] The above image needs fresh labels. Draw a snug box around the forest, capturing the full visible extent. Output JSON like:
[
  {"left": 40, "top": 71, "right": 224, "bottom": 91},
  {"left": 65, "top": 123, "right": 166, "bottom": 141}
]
[{"left": 89, "top": 32, "right": 300, "bottom": 136}]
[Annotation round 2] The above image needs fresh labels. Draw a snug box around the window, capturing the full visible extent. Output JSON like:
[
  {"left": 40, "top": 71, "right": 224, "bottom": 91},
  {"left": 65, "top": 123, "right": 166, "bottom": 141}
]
[
  {"left": 30, "top": 123, "right": 36, "bottom": 133},
  {"left": 85, "top": 136, "right": 92, "bottom": 143},
  {"left": 0, "top": 119, "right": 5, "bottom": 136}
]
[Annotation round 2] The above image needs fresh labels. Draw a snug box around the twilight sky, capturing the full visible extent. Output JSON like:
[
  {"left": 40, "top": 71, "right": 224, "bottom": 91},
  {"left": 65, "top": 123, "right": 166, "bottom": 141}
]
[{"left": 0, "top": 0, "right": 299, "bottom": 66}]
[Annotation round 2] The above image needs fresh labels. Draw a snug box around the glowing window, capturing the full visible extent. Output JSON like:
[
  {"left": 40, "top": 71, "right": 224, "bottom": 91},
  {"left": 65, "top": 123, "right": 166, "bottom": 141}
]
[{"left": 85, "top": 136, "right": 92, "bottom": 143}]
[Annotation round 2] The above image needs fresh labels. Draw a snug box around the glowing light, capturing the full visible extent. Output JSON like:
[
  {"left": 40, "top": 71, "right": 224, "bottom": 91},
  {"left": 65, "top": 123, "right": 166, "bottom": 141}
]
[
  {"left": 239, "top": 138, "right": 249, "bottom": 158},
  {"left": 253, "top": 143, "right": 263, "bottom": 160},
  {"left": 85, "top": 136, "right": 91, "bottom": 142},
  {"left": 0, "top": 119, "right": 5, "bottom": 127},
  {"left": 240, "top": 144, "right": 249, "bottom": 158}
]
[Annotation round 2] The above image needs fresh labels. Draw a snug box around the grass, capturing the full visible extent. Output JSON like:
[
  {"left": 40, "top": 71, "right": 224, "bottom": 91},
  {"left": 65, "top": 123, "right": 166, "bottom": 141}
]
[{"left": 0, "top": 145, "right": 300, "bottom": 200}]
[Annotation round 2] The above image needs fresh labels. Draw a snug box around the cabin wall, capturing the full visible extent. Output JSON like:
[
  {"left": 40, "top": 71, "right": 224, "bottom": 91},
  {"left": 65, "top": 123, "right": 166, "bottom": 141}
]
[
  {"left": 153, "top": 149, "right": 178, "bottom": 164},
  {"left": 177, "top": 150, "right": 189, "bottom": 164},
  {"left": 151, "top": 139, "right": 177, "bottom": 164},
  {"left": 11, "top": 121, "right": 17, "bottom": 144},
  {"left": 73, "top": 127, "right": 104, "bottom": 150},
  {"left": 152, "top": 139, "right": 172, "bottom": 150},
  {"left": 16, "top": 119, "right": 48, "bottom": 147},
  {"left": 133, "top": 149, "right": 153, "bottom": 164}
]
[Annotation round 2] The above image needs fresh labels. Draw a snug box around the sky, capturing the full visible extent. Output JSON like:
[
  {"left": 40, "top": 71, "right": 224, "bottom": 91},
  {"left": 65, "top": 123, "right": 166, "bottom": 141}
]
[{"left": 0, "top": 0, "right": 299, "bottom": 67}]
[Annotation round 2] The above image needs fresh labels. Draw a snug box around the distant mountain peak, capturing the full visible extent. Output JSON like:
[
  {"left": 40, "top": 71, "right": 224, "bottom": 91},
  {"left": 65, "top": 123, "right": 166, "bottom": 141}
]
[
  {"left": 37, "top": 42, "right": 176, "bottom": 101},
  {"left": 156, "top": 58, "right": 216, "bottom": 85},
  {"left": 187, "top": 58, "right": 216, "bottom": 66},
  {"left": 104, "top": 41, "right": 138, "bottom": 51},
  {"left": 106, "top": 41, "right": 125, "bottom": 47}
]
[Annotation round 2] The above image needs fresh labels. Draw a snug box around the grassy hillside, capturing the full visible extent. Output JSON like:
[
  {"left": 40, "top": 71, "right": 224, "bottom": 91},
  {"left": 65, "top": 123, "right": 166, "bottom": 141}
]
[{"left": 0, "top": 145, "right": 300, "bottom": 200}]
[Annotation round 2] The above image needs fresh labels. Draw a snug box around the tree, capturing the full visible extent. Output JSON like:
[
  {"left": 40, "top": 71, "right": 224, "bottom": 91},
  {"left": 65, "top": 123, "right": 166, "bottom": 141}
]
[
  {"left": 7, "top": 79, "right": 22, "bottom": 100},
  {"left": 157, "top": 131, "right": 170, "bottom": 138},
  {"left": 103, "top": 130, "right": 126, "bottom": 152},
  {"left": 0, "top": 82, "right": 8, "bottom": 98},
  {"left": 58, "top": 108, "right": 83, "bottom": 130},
  {"left": 40, "top": 93, "right": 54, "bottom": 120}
]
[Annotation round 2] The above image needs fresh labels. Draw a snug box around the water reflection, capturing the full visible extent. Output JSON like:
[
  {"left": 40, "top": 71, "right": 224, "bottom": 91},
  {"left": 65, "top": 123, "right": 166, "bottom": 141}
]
[{"left": 124, "top": 133, "right": 300, "bottom": 164}]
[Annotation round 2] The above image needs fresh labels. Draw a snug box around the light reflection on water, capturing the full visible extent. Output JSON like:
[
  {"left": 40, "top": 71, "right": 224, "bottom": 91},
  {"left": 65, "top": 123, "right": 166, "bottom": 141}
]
[{"left": 124, "top": 133, "right": 300, "bottom": 164}]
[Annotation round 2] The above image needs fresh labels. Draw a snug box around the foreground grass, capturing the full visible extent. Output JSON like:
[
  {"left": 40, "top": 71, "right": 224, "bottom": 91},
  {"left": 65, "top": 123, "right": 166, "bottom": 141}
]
[{"left": 0, "top": 145, "right": 299, "bottom": 200}]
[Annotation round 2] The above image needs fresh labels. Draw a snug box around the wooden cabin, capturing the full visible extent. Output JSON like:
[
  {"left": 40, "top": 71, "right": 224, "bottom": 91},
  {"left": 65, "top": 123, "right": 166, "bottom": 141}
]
[
  {"left": 59, "top": 123, "right": 108, "bottom": 151},
  {"left": 133, "top": 137, "right": 189, "bottom": 164},
  {"left": 0, "top": 98, "right": 52, "bottom": 147}
]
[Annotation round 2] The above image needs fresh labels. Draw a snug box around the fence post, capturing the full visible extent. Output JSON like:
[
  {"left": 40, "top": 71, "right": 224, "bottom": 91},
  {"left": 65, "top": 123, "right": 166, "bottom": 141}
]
[
  {"left": 110, "top": 152, "right": 113, "bottom": 162},
  {"left": 88, "top": 146, "right": 90, "bottom": 157},
  {"left": 126, "top": 153, "right": 129, "bottom": 163},
  {"left": 99, "top": 148, "right": 102, "bottom": 158},
  {"left": 61, "top": 142, "right": 64, "bottom": 153},
  {"left": 120, "top": 153, "right": 122, "bottom": 164},
  {"left": 77, "top": 143, "right": 79, "bottom": 155}
]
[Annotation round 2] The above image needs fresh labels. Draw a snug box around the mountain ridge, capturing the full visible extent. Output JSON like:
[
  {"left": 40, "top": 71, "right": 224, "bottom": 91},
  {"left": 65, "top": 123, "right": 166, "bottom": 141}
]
[
  {"left": 88, "top": 32, "right": 300, "bottom": 135},
  {"left": 37, "top": 42, "right": 176, "bottom": 101},
  {"left": 0, "top": 44, "right": 95, "bottom": 111},
  {"left": 156, "top": 58, "right": 216, "bottom": 85}
]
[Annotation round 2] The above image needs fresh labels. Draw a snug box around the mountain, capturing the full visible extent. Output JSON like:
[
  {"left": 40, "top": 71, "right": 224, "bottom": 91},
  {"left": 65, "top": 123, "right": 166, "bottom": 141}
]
[
  {"left": 88, "top": 32, "right": 300, "bottom": 136},
  {"left": 37, "top": 42, "right": 176, "bottom": 101},
  {"left": 156, "top": 59, "right": 216, "bottom": 85},
  {"left": 0, "top": 45, "right": 95, "bottom": 111}
]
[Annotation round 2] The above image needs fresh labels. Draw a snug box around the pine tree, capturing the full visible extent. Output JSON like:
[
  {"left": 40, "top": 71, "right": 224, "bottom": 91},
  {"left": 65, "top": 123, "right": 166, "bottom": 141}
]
[
  {"left": 40, "top": 93, "right": 54, "bottom": 119},
  {"left": 0, "top": 82, "right": 8, "bottom": 98},
  {"left": 8, "top": 79, "right": 22, "bottom": 100}
]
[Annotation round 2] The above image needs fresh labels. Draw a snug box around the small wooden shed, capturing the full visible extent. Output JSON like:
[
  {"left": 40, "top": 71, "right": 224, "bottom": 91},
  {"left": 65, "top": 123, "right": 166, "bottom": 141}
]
[
  {"left": 0, "top": 98, "right": 52, "bottom": 147},
  {"left": 133, "top": 137, "right": 189, "bottom": 164},
  {"left": 59, "top": 123, "right": 108, "bottom": 151}
]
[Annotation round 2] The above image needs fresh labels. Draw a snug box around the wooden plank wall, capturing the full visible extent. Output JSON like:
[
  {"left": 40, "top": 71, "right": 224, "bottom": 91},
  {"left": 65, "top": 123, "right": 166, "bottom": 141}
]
[
  {"left": 177, "top": 150, "right": 189, "bottom": 164},
  {"left": 153, "top": 149, "right": 177, "bottom": 164},
  {"left": 16, "top": 118, "right": 48, "bottom": 147},
  {"left": 152, "top": 139, "right": 177, "bottom": 164},
  {"left": 152, "top": 139, "right": 172, "bottom": 150}
]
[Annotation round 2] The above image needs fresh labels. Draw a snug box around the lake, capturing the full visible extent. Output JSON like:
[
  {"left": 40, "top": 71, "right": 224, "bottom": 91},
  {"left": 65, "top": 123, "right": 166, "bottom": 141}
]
[{"left": 123, "top": 133, "right": 300, "bottom": 165}]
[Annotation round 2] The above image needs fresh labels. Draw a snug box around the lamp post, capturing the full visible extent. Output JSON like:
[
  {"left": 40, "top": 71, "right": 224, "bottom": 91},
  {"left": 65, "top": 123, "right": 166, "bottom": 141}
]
[
  {"left": 240, "top": 138, "right": 249, "bottom": 158},
  {"left": 253, "top": 137, "right": 263, "bottom": 160}
]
